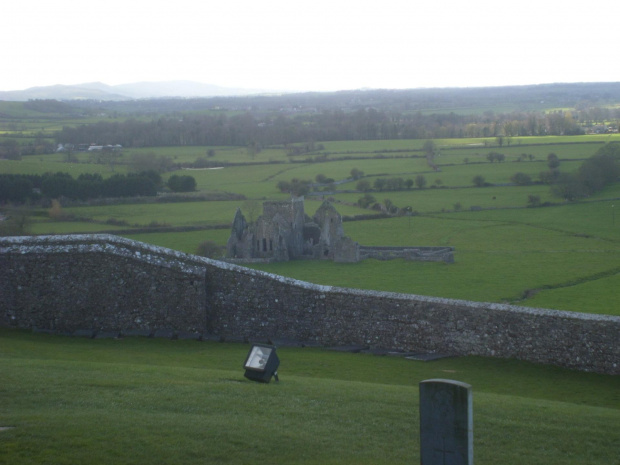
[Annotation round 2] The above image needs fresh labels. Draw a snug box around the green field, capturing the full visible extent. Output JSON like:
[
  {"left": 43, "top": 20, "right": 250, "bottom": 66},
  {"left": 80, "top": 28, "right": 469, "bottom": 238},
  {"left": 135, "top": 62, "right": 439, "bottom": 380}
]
[
  {"left": 4, "top": 136, "right": 620, "bottom": 315},
  {"left": 1, "top": 328, "right": 618, "bottom": 465},
  {"left": 2, "top": 112, "right": 620, "bottom": 465}
]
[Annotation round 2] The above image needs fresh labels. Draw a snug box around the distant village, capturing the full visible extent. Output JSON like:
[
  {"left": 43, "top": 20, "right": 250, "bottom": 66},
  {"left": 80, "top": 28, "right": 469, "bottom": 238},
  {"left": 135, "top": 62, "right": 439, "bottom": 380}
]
[{"left": 56, "top": 143, "right": 123, "bottom": 152}]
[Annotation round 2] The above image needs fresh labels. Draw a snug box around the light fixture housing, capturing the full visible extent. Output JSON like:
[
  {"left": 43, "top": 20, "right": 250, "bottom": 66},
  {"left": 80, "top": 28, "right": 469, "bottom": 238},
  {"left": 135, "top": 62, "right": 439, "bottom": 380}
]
[{"left": 243, "top": 344, "right": 280, "bottom": 383}]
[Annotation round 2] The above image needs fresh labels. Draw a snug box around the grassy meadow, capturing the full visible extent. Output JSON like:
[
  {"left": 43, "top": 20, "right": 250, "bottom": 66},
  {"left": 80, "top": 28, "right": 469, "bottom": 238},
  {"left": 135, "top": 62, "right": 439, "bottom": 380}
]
[
  {"left": 1, "top": 328, "right": 618, "bottom": 465},
  {"left": 4, "top": 136, "right": 620, "bottom": 316},
  {"left": 3, "top": 133, "right": 620, "bottom": 465}
]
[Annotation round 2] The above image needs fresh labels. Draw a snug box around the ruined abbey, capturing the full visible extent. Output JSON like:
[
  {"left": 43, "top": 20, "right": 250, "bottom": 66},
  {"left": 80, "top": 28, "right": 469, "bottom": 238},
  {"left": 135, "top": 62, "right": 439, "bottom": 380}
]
[{"left": 225, "top": 197, "right": 454, "bottom": 263}]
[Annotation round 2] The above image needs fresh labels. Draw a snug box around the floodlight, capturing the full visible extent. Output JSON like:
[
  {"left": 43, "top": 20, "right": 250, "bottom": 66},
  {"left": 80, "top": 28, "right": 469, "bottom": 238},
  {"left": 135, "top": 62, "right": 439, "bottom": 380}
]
[{"left": 243, "top": 344, "right": 280, "bottom": 383}]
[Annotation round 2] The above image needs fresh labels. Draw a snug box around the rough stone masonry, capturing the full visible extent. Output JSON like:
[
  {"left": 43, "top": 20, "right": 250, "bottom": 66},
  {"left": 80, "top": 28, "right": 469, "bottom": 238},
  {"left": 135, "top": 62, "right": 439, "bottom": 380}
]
[{"left": 1, "top": 234, "right": 618, "bottom": 375}]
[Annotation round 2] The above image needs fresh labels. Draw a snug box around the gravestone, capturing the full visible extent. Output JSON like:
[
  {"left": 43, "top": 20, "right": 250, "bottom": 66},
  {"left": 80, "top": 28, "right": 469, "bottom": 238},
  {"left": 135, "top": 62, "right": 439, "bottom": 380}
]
[{"left": 419, "top": 379, "right": 473, "bottom": 465}]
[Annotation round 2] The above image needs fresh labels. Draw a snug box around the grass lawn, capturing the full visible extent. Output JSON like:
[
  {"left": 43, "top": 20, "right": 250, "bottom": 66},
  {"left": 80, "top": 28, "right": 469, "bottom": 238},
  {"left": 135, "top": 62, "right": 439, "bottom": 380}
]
[
  {"left": 6, "top": 136, "right": 620, "bottom": 317},
  {"left": 0, "top": 159, "right": 127, "bottom": 177},
  {"left": 1, "top": 328, "right": 618, "bottom": 465},
  {"left": 249, "top": 212, "right": 620, "bottom": 315},
  {"left": 122, "top": 229, "right": 231, "bottom": 254},
  {"left": 61, "top": 201, "right": 244, "bottom": 228},
  {"left": 335, "top": 184, "right": 556, "bottom": 212}
]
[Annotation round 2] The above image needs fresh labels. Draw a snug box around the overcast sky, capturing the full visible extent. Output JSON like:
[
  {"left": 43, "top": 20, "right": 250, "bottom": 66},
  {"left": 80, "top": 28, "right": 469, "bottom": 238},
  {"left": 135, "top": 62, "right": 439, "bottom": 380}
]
[{"left": 3, "top": 0, "right": 618, "bottom": 92}]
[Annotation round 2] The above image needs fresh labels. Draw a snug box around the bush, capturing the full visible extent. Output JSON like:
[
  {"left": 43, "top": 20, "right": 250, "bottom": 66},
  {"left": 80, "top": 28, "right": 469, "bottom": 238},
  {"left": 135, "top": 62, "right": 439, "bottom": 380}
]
[
  {"left": 48, "top": 199, "right": 68, "bottom": 220},
  {"left": 472, "top": 175, "right": 486, "bottom": 187},
  {"left": 276, "top": 178, "right": 311, "bottom": 196},
  {"left": 527, "top": 195, "right": 541, "bottom": 207},
  {"left": 167, "top": 175, "right": 196, "bottom": 193},
  {"left": 539, "top": 170, "right": 560, "bottom": 184},
  {"left": 0, "top": 207, "right": 31, "bottom": 236},
  {"left": 547, "top": 153, "right": 560, "bottom": 169},
  {"left": 350, "top": 168, "right": 364, "bottom": 180},
  {"left": 511, "top": 172, "right": 532, "bottom": 185},
  {"left": 356, "top": 179, "right": 372, "bottom": 192},
  {"left": 357, "top": 193, "right": 376, "bottom": 208},
  {"left": 486, "top": 152, "right": 505, "bottom": 162},
  {"left": 415, "top": 175, "right": 427, "bottom": 189}
]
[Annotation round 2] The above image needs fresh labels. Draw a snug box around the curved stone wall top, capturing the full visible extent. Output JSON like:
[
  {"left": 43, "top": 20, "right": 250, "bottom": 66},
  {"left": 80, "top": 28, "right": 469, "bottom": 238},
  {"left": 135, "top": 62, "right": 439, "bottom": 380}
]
[{"left": 2, "top": 234, "right": 618, "bottom": 326}]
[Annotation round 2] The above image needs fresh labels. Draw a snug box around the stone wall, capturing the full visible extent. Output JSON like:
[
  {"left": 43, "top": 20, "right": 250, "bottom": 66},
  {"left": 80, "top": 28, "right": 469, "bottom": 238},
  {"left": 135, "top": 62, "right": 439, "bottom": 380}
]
[
  {"left": 1, "top": 235, "right": 618, "bottom": 375},
  {"left": 359, "top": 246, "right": 455, "bottom": 263},
  {"left": 0, "top": 235, "right": 207, "bottom": 334}
]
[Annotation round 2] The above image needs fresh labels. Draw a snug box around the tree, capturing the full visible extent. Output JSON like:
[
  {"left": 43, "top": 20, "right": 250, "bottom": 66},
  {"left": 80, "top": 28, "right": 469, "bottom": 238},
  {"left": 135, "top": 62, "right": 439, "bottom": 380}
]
[
  {"left": 315, "top": 173, "right": 328, "bottom": 184},
  {"left": 551, "top": 173, "right": 583, "bottom": 201},
  {"left": 472, "top": 175, "right": 486, "bottom": 187},
  {"left": 423, "top": 140, "right": 438, "bottom": 170},
  {"left": 578, "top": 153, "right": 619, "bottom": 194},
  {"left": 137, "top": 170, "right": 163, "bottom": 190},
  {"left": 41, "top": 172, "right": 78, "bottom": 199},
  {"left": 356, "top": 179, "right": 372, "bottom": 192},
  {"left": 385, "top": 177, "right": 405, "bottom": 190},
  {"left": 547, "top": 153, "right": 560, "bottom": 169},
  {"left": 130, "top": 152, "right": 173, "bottom": 173},
  {"left": 373, "top": 178, "right": 387, "bottom": 190},
  {"left": 276, "top": 178, "right": 311, "bottom": 196},
  {"left": 167, "top": 175, "right": 196, "bottom": 192},
  {"left": 539, "top": 169, "right": 560, "bottom": 184},
  {"left": 350, "top": 168, "right": 364, "bottom": 180},
  {"left": 383, "top": 198, "right": 398, "bottom": 214},
  {"left": 422, "top": 140, "right": 436, "bottom": 157},
  {"left": 48, "top": 199, "right": 67, "bottom": 220},
  {"left": 64, "top": 146, "right": 77, "bottom": 163},
  {"left": 98, "top": 148, "right": 123, "bottom": 171},
  {"left": 357, "top": 193, "right": 376, "bottom": 208},
  {"left": 289, "top": 179, "right": 311, "bottom": 196},
  {"left": 414, "top": 174, "right": 427, "bottom": 189},
  {"left": 510, "top": 172, "right": 532, "bottom": 185},
  {"left": 527, "top": 195, "right": 541, "bottom": 207},
  {"left": 246, "top": 141, "right": 261, "bottom": 159},
  {"left": 276, "top": 180, "right": 291, "bottom": 193},
  {"left": 0, "top": 206, "right": 31, "bottom": 236},
  {"left": 0, "top": 139, "right": 21, "bottom": 160},
  {"left": 486, "top": 152, "right": 505, "bottom": 163},
  {"left": 0, "top": 175, "right": 35, "bottom": 203}
]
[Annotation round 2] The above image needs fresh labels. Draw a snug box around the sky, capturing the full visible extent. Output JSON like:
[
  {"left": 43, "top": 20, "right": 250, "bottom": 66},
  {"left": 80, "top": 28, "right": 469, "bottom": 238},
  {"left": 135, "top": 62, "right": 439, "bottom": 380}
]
[{"left": 3, "top": 0, "right": 619, "bottom": 93}]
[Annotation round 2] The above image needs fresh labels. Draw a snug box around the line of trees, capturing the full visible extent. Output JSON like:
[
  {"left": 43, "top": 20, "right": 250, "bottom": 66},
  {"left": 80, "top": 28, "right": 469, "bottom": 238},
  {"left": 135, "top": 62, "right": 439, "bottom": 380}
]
[
  {"left": 55, "top": 108, "right": 592, "bottom": 150},
  {"left": 0, "top": 170, "right": 199, "bottom": 203},
  {"left": 0, "top": 172, "right": 159, "bottom": 203},
  {"left": 0, "top": 138, "right": 56, "bottom": 160},
  {"left": 550, "top": 143, "right": 620, "bottom": 201}
]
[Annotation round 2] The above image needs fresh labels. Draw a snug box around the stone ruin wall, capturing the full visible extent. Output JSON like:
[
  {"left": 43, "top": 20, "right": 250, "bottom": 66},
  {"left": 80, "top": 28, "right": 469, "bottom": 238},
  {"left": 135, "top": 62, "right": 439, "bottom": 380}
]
[
  {"left": 1, "top": 234, "right": 618, "bottom": 375},
  {"left": 359, "top": 246, "right": 455, "bottom": 263}
]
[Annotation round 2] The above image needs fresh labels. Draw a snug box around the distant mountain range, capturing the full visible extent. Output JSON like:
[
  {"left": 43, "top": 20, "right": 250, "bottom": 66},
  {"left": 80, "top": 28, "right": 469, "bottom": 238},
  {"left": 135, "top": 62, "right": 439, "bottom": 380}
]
[{"left": 0, "top": 81, "right": 276, "bottom": 101}]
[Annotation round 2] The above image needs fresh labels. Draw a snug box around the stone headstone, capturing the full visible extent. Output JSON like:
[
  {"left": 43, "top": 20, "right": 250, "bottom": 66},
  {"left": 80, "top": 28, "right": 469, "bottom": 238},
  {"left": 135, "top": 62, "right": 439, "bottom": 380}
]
[{"left": 419, "top": 379, "right": 473, "bottom": 465}]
